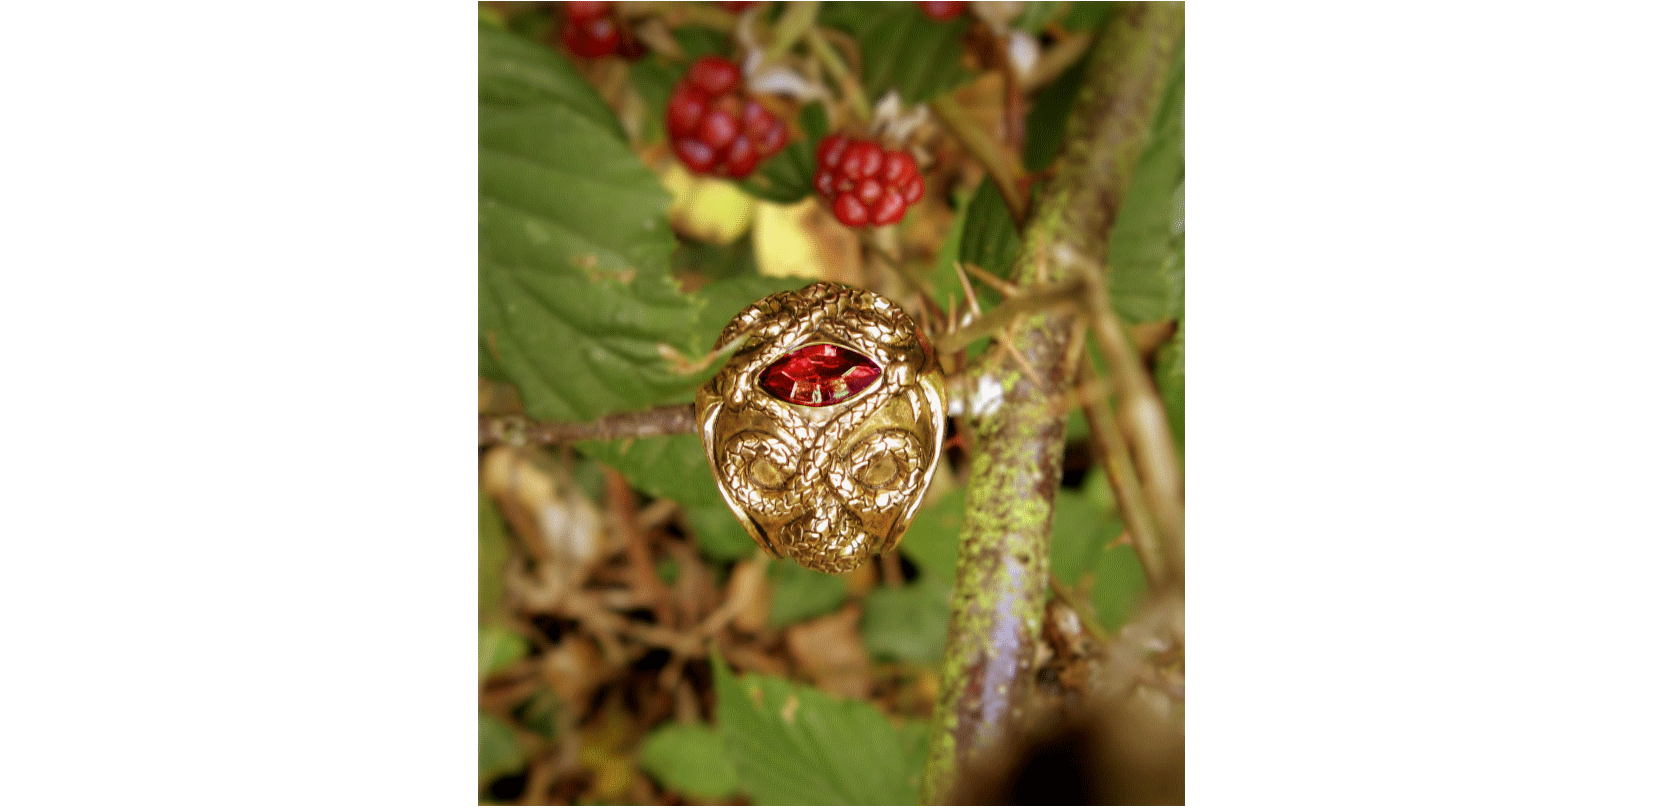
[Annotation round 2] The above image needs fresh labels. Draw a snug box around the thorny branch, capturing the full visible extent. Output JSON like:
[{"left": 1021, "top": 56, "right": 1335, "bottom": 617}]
[{"left": 922, "top": 3, "right": 1184, "bottom": 802}]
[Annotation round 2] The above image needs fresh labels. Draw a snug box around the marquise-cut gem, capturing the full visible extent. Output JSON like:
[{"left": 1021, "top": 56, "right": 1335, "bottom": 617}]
[{"left": 757, "top": 344, "right": 880, "bottom": 407}]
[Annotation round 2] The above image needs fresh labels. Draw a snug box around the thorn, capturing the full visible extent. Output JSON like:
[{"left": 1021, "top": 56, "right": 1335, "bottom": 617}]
[
  {"left": 1000, "top": 321, "right": 1046, "bottom": 389},
  {"left": 961, "top": 261, "right": 1022, "bottom": 298},
  {"left": 953, "top": 261, "right": 984, "bottom": 317}
]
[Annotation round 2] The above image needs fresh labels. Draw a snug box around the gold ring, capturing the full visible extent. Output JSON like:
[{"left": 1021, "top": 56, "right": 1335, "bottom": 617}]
[{"left": 696, "top": 282, "right": 947, "bottom": 574}]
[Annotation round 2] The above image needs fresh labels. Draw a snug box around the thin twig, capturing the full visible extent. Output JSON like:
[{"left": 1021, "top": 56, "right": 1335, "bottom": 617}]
[
  {"left": 960, "top": 261, "right": 1022, "bottom": 299},
  {"left": 952, "top": 262, "right": 984, "bottom": 317},
  {"left": 1021, "top": 31, "right": 1094, "bottom": 92},
  {"left": 929, "top": 95, "right": 1029, "bottom": 225},
  {"left": 1077, "top": 263, "right": 1184, "bottom": 583},
  {"left": 1077, "top": 360, "right": 1168, "bottom": 586},
  {"left": 479, "top": 404, "right": 698, "bottom": 447},
  {"left": 806, "top": 26, "right": 870, "bottom": 124},
  {"left": 604, "top": 469, "right": 674, "bottom": 625}
]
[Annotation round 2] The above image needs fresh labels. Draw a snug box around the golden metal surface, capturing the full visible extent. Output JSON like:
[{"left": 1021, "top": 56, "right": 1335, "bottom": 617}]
[{"left": 695, "top": 282, "right": 946, "bottom": 574}]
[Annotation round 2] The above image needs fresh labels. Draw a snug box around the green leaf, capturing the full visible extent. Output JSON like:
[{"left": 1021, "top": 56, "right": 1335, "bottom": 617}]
[
  {"left": 638, "top": 722, "right": 740, "bottom": 800},
  {"left": 1053, "top": 471, "right": 1157, "bottom": 636},
  {"left": 687, "top": 503, "right": 761, "bottom": 560},
  {"left": 480, "top": 24, "right": 704, "bottom": 423},
  {"left": 1013, "top": 2, "right": 1065, "bottom": 33},
  {"left": 822, "top": 3, "right": 976, "bottom": 105},
  {"left": 861, "top": 575, "right": 952, "bottom": 665},
  {"left": 711, "top": 653, "right": 926, "bottom": 805},
  {"left": 687, "top": 274, "right": 808, "bottom": 386},
  {"left": 480, "top": 493, "right": 511, "bottom": 624},
  {"left": 577, "top": 433, "right": 721, "bottom": 507},
  {"left": 769, "top": 560, "right": 848, "bottom": 626},
  {"left": 505, "top": 6, "right": 557, "bottom": 43},
  {"left": 1060, "top": 0, "right": 1116, "bottom": 32},
  {"left": 479, "top": 23, "right": 620, "bottom": 137},
  {"left": 958, "top": 176, "right": 1022, "bottom": 278},
  {"left": 738, "top": 102, "right": 828, "bottom": 204},
  {"left": 479, "top": 710, "right": 526, "bottom": 783},
  {"left": 927, "top": 188, "right": 970, "bottom": 300},
  {"left": 479, "top": 625, "right": 529, "bottom": 678},
  {"left": 897, "top": 487, "right": 965, "bottom": 583},
  {"left": 1022, "top": 54, "right": 1087, "bottom": 172},
  {"left": 478, "top": 335, "right": 510, "bottom": 382},
  {"left": 513, "top": 690, "right": 563, "bottom": 740},
  {"left": 674, "top": 233, "right": 761, "bottom": 281},
  {"left": 1091, "top": 543, "right": 1147, "bottom": 633},
  {"left": 1105, "top": 42, "right": 1184, "bottom": 323},
  {"left": 1049, "top": 473, "right": 1147, "bottom": 632},
  {"left": 571, "top": 275, "right": 802, "bottom": 508},
  {"left": 1049, "top": 488, "right": 1123, "bottom": 586}
]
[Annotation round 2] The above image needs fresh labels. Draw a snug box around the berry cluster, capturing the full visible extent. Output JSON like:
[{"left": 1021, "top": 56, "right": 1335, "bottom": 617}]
[
  {"left": 561, "top": 2, "right": 642, "bottom": 60},
  {"left": 814, "top": 136, "right": 925, "bottom": 228},
  {"left": 917, "top": 2, "right": 967, "bottom": 21},
  {"left": 668, "top": 56, "right": 789, "bottom": 179}
]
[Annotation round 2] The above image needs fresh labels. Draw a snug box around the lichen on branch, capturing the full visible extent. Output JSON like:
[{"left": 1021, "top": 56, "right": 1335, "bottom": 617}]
[{"left": 921, "top": 3, "right": 1184, "bottom": 802}]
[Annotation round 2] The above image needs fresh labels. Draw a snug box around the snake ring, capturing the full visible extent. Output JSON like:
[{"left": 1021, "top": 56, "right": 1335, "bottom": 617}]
[{"left": 695, "top": 282, "right": 947, "bottom": 574}]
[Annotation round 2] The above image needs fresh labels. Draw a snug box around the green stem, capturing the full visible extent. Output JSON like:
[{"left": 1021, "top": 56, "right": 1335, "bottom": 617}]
[
  {"left": 806, "top": 26, "right": 871, "bottom": 123},
  {"left": 763, "top": 0, "right": 819, "bottom": 63},
  {"left": 920, "top": 4, "right": 1184, "bottom": 803}
]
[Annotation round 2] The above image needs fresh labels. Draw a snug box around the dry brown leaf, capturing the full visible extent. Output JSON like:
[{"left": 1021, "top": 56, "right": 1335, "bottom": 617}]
[
  {"left": 477, "top": 377, "right": 523, "bottom": 415},
  {"left": 843, "top": 558, "right": 878, "bottom": 600},
  {"left": 724, "top": 558, "right": 771, "bottom": 635},
  {"left": 722, "top": 641, "right": 790, "bottom": 678},
  {"left": 541, "top": 635, "right": 610, "bottom": 710},
  {"left": 480, "top": 446, "right": 609, "bottom": 606},
  {"left": 784, "top": 603, "right": 871, "bottom": 699}
]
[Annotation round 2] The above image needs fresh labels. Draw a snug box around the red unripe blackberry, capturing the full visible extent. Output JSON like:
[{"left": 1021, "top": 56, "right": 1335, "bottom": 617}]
[
  {"left": 917, "top": 2, "right": 967, "bottom": 21},
  {"left": 566, "top": 2, "right": 611, "bottom": 19},
  {"left": 667, "top": 56, "right": 788, "bottom": 179},
  {"left": 560, "top": 2, "right": 641, "bottom": 61},
  {"left": 813, "top": 135, "right": 926, "bottom": 227}
]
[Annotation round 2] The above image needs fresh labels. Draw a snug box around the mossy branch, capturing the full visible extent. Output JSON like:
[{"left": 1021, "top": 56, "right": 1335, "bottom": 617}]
[{"left": 920, "top": 4, "right": 1184, "bottom": 802}]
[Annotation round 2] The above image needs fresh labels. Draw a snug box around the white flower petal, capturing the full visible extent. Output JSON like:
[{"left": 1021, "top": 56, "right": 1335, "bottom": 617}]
[
  {"left": 1007, "top": 31, "right": 1040, "bottom": 81},
  {"left": 747, "top": 64, "right": 829, "bottom": 102}
]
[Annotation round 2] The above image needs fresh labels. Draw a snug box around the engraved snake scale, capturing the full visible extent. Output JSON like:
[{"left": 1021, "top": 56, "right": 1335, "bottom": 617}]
[{"left": 696, "top": 282, "right": 946, "bottom": 574}]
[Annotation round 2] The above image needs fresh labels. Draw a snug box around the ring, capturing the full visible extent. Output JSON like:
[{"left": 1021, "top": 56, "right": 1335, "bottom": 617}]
[{"left": 695, "top": 282, "right": 947, "bottom": 574}]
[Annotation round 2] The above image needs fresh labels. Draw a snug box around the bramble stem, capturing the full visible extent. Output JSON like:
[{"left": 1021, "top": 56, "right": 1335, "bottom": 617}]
[{"left": 921, "top": 4, "right": 1184, "bottom": 802}]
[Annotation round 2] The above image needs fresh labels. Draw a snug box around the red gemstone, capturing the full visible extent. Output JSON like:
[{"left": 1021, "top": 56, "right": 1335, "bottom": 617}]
[{"left": 757, "top": 344, "right": 881, "bottom": 407}]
